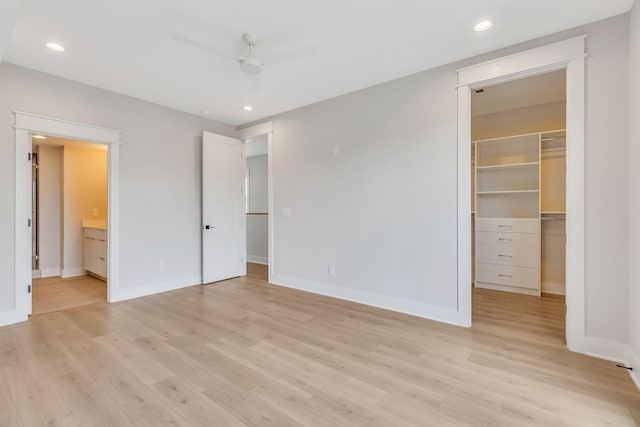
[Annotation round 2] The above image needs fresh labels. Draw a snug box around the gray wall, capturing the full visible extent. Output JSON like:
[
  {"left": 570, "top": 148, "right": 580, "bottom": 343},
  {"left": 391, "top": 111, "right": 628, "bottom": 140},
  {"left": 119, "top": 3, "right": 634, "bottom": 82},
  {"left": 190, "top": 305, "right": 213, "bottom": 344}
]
[
  {"left": 266, "top": 14, "right": 630, "bottom": 344},
  {"left": 247, "top": 154, "right": 269, "bottom": 262},
  {"left": 628, "top": 3, "right": 640, "bottom": 367},
  {"left": 0, "top": 63, "right": 236, "bottom": 311},
  {"left": 37, "top": 145, "right": 62, "bottom": 276}
]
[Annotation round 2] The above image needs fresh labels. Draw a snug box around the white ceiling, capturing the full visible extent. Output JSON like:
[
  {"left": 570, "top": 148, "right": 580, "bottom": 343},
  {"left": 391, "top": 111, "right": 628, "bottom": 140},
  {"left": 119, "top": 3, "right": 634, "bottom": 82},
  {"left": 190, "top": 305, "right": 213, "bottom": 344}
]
[
  {"left": 4, "top": 0, "right": 633, "bottom": 126},
  {"left": 472, "top": 70, "right": 567, "bottom": 117}
]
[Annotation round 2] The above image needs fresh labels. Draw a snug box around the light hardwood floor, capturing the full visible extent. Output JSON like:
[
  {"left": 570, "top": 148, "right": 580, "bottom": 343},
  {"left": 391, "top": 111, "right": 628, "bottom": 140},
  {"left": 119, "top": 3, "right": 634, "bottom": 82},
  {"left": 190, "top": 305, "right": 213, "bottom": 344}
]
[
  {"left": 1, "top": 264, "right": 637, "bottom": 426},
  {"left": 32, "top": 275, "right": 107, "bottom": 316}
]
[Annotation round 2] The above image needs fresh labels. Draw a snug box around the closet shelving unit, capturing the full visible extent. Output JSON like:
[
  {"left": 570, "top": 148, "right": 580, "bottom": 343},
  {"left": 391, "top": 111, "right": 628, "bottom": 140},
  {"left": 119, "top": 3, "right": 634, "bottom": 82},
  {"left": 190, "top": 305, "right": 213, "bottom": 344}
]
[{"left": 472, "top": 130, "right": 566, "bottom": 296}]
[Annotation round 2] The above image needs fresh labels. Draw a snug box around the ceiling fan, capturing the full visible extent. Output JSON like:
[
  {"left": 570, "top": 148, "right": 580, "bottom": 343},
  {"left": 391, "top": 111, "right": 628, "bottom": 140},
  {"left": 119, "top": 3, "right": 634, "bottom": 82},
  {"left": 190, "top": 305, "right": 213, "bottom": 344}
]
[{"left": 172, "top": 32, "right": 317, "bottom": 77}]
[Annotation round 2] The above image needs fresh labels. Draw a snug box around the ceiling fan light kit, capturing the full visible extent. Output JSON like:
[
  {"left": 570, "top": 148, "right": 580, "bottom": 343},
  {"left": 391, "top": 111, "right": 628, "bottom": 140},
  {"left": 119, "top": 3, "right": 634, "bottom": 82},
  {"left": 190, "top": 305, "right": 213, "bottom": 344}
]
[{"left": 240, "top": 55, "right": 263, "bottom": 75}]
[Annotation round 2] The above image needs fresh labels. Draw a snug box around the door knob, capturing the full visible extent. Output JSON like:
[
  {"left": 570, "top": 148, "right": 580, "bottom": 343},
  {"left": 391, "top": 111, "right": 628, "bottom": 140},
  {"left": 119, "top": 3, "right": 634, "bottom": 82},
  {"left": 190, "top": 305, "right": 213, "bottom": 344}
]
[{"left": 203, "top": 225, "right": 215, "bottom": 230}]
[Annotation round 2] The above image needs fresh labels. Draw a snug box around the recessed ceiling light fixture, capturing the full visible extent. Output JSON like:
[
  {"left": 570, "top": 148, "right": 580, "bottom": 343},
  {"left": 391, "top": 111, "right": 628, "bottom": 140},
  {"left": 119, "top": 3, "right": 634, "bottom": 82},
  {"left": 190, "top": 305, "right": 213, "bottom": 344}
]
[
  {"left": 200, "top": 109, "right": 210, "bottom": 115},
  {"left": 243, "top": 105, "right": 253, "bottom": 111},
  {"left": 474, "top": 19, "right": 494, "bottom": 32},
  {"left": 32, "top": 135, "right": 47, "bottom": 139},
  {"left": 45, "top": 42, "right": 65, "bottom": 52}
]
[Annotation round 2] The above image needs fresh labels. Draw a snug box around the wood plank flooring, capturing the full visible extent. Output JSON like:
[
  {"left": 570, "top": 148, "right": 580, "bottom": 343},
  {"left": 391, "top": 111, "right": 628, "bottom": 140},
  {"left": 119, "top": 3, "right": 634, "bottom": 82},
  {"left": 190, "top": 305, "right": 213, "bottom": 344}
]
[
  {"left": 1, "top": 264, "right": 638, "bottom": 426},
  {"left": 32, "top": 275, "right": 107, "bottom": 316}
]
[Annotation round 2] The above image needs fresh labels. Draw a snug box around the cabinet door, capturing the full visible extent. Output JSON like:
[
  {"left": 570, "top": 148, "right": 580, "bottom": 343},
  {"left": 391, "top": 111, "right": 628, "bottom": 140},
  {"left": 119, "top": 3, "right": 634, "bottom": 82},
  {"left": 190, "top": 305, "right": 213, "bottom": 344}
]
[
  {"left": 83, "top": 237, "right": 96, "bottom": 273},
  {"left": 96, "top": 239, "right": 107, "bottom": 278}
]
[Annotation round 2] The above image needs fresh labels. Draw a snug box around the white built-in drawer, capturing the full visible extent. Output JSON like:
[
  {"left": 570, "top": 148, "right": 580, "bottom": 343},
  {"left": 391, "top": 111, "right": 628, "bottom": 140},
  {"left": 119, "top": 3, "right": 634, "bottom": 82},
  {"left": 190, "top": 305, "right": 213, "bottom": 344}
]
[
  {"left": 476, "top": 231, "right": 539, "bottom": 247},
  {"left": 475, "top": 263, "right": 540, "bottom": 290},
  {"left": 84, "top": 228, "right": 107, "bottom": 241},
  {"left": 475, "top": 218, "right": 540, "bottom": 234},
  {"left": 475, "top": 243, "right": 540, "bottom": 268}
]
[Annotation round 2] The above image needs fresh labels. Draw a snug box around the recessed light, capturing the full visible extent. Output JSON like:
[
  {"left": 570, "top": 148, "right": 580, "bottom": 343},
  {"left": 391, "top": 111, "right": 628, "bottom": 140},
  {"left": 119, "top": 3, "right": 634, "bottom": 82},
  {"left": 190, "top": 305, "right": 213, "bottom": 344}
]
[
  {"left": 243, "top": 105, "right": 253, "bottom": 111},
  {"left": 32, "top": 135, "right": 47, "bottom": 140},
  {"left": 200, "top": 109, "right": 210, "bottom": 115},
  {"left": 474, "top": 20, "right": 494, "bottom": 32},
  {"left": 45, "top": 42, "right": 65, "bottom": 52}
]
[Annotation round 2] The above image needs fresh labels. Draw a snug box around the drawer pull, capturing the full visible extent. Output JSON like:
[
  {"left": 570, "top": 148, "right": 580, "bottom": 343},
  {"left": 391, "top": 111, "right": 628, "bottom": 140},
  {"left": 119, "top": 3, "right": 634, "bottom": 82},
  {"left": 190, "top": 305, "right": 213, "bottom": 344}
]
[
  {"left": 498, "top": 225, "right": 513, "bottom": 228},
  {"left": 498, "top": 238, "right": 512, "bottom": 242},
  {"left": 498, "top": 254, "right": 513, "bottom": 258},
  {"left": 98, "top": 257, "right": 106, "bottom": 260},
  {"left": 498, "top": 274, "right": 513, "bottom": 278}
]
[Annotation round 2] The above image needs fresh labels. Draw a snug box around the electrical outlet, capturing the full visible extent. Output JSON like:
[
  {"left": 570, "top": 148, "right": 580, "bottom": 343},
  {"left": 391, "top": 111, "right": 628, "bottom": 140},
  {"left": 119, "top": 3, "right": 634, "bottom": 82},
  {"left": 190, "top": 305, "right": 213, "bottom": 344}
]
[
  {"left": 282, "top": 207, "right": 291, "bottom": 216},
  {"left": 328, "top": 265, "right": 335, "bottom": 276},
  {"left": 332, "top": 145, "right": 340, "bottom": 156},
  {"left": 92, "top": 208, "right": 99, "bottom": 217},
  {"left": 159, "top": 262, "right": 166, "bottom": 271}
]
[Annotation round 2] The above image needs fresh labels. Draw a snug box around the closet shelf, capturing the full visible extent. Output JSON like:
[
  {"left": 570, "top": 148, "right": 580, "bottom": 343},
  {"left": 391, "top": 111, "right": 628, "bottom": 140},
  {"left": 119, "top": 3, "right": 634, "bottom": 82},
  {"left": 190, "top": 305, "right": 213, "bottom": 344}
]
[
  {"left": 476, "top": 162, "right": 539, "bottom": 170},
  {"left": 477, "top": 190, "right": 539, "bottom": 195},
  {"left": 541, "top": 211, "right": 565, "bottom": 215}
]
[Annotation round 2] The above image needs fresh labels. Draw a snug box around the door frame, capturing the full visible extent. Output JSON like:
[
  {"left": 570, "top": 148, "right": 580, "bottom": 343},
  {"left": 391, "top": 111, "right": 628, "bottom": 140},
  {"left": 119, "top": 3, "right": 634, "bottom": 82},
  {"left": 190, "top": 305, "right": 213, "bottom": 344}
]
[
  {"left": 238, "top": 121, "right": 273, "bottom": 283},
  {"left": 14, "top": 111, "right": 121, "bottom": 321},
  {"left": 456, "top": 36, "right": 586, "bottom": 353}
]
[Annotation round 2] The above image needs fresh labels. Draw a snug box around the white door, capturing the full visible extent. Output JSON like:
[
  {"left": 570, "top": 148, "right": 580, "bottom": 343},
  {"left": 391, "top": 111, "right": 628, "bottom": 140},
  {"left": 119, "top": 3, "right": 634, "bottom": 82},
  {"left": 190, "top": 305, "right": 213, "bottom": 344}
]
[{"left": 202, "top": 131, "right": 246, "bottom": 283}]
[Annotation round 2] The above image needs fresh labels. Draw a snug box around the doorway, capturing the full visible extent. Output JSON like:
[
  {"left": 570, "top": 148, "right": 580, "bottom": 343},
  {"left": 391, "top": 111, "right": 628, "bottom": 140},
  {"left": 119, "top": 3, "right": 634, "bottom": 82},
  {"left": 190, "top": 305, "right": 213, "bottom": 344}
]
[
  {"left": 456, "top": 35, "right": 586, "bottom": 353},
  {"left": 470, "top": 70, "right": 567, "bottom": 342},
  {"left": 13, "top": 112, "right": 121, "bottom": 323},
  {"left": 30, "top": 136, "right": 109, "bottom": 315},
  {"left": 200, "top": 124, "right": 273, "bottom": 286},
  {"left": 245, "top": 135, "right": 269, "bottom": 282}
]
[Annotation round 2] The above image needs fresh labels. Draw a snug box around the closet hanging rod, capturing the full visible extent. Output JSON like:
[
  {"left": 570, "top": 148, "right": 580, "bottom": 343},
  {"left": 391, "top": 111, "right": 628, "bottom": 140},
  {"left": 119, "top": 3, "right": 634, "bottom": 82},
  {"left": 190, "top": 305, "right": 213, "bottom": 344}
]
[{"left": 541, "top": 136, "right": 566, "bottom": 141}]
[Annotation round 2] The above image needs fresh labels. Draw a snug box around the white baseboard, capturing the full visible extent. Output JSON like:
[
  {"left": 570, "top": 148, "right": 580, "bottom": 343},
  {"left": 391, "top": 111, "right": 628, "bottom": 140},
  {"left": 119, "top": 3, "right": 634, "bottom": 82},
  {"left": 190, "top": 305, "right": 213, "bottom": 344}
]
[
  {"left": 61, "top": 267, "right": 86, "bottom": 278},
  {"left": 270, "top": 274, "right": 464, "bottom": 326},
  {"left": 0, "top": 309, "right": 27, "bottom": 327},
  {"left": 247, "top": 255, "right": 268, "bottom": 265},
  {"left": 41, "top": 268, "right": 61, "bottom": 278},
  {"left": 583, "top": 336, "right": 628, "bottom": 364},
  {"left": 476, "top": 281, "right": 539, "bottom": 296},
  {"left": 628, "top": 345, "right": 640, "bottom": 391},
  {"left": 32, "top": 270, "right": 41, "bottom": 279},
  {"left": 111, "top": 275, "right": 202, "bottom": 303},
  {"left": 541, "top": 281, "right": 565, "bottom": 295}
]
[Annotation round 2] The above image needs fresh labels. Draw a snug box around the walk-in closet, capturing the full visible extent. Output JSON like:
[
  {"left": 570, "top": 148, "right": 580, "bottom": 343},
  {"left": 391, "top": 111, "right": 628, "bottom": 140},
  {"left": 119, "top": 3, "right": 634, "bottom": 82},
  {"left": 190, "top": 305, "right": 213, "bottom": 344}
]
[{"left": 470, "top": 70, "right": 567, "bottom": 338}]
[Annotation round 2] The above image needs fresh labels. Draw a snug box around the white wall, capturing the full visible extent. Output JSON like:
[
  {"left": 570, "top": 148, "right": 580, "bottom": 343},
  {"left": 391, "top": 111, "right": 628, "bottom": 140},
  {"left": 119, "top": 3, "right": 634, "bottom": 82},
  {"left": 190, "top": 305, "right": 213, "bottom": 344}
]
[
  {"left": 246, "top": 154, "right": 268, "bottom": 264},
  {"left": 247, "top": 154, "right": 268, "bottom": 212},
  {"left": 61, "top": 144, "right": 108, "bottom": 276},
  {"left": 37, "top": 145, "right": 62, "bottom": 277},
  {"left": 270, "top": 63, "right": 460, "bottom": 318},
  {"left": 472, "top": 101, "right": 566, "bottom": 141},
  {"left": 0, "top": 0, "right": 20, "bottom": 62},
  {"left": 0, "top": 62, "right": 236, "bottom": 312},
  {"left": 263, "top": 14, "right": 631, "bottom": 341},
  {"left": 628, "top": 2, "right": 640, "bottom": 380}
]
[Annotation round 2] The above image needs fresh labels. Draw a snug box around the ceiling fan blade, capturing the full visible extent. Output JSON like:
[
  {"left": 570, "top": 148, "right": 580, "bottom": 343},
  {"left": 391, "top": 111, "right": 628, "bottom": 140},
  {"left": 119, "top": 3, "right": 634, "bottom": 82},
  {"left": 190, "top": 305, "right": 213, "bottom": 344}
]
[
  {"left": 172, "top": 34, "right": 243, "bottom": 62},
  {"left": 262, "top": 45, "right": 319, "bottom": 66}
]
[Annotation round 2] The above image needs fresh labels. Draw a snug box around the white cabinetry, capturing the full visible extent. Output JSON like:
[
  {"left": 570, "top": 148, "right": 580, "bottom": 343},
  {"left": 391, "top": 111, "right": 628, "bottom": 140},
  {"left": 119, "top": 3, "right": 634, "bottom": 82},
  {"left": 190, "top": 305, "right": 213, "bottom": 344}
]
[
  {"left": 474, "top": 133, "right": 541, "bottom": 296},
  {"left": 83, "top": 227, "right": 107, "bottom": 279}
]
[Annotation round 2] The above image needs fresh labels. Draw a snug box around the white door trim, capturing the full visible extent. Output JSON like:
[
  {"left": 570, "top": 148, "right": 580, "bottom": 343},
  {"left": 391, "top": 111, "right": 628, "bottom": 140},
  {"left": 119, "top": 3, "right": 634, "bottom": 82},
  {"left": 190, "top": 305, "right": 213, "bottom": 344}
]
[
  {"left": 238, "top": 121, "right": 274, "bottom": 283},
  {"left": 456, "top": 36, "right": 586, "bottom": 353},
  {"left": 13, "top": 111, "right": 121, "bottom": 325}
]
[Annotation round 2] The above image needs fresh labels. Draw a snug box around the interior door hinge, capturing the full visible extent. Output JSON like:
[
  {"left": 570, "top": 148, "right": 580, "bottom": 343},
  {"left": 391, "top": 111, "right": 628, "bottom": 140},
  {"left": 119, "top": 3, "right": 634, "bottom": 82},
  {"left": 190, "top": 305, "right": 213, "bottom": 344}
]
[
  {"left": 27, "top": 218, "right": 31, "bottom": 227},
  {"left": 28, "top": 285, "right": 31, "bottom": 294},
  {"left": 27, "top": 153, "right": 32, "bottom": 161}
]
